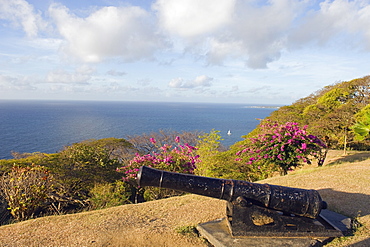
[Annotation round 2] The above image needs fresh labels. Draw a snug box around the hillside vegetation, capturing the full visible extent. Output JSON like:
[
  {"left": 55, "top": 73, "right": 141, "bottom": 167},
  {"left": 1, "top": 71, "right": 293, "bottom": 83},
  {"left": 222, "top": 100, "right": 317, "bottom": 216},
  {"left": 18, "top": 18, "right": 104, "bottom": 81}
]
[
  {"left": 1, "top": 75, "right": 370, "bottom": 246},
  {"left": 258, "top": 75, "right": 370, "bottom": 151},
  {"left": 0, "top": 150, "right": 369, "bottom": 247}
]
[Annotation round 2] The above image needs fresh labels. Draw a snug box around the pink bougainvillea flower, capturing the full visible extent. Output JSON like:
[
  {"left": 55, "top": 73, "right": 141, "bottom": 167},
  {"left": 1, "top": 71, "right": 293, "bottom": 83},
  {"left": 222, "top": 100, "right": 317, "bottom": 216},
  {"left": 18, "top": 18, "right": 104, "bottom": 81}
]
[{"left": 175, "top": 136, "right": 180, "bottom": 143}]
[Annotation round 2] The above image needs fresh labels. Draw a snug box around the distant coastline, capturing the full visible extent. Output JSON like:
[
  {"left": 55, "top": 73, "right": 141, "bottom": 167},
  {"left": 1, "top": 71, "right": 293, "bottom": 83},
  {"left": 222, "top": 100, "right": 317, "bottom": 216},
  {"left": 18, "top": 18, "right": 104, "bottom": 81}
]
[{"left": 243, "top": 105, "right": 281, "bottom": 109}]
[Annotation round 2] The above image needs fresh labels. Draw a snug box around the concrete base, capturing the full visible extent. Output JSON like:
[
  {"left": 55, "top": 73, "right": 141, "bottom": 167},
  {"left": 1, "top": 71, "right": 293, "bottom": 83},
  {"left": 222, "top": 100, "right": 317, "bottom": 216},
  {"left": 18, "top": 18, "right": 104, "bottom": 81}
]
[{"left": 196, "top": 210, "right": 352, "bottom": 247}]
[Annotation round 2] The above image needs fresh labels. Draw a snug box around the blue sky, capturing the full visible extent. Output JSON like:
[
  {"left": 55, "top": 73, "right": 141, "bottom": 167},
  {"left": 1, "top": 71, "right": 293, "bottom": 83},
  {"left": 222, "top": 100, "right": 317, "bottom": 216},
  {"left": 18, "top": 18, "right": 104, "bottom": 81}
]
[{"left": 0, "top": 0, "right": 369, "bottom": 105}]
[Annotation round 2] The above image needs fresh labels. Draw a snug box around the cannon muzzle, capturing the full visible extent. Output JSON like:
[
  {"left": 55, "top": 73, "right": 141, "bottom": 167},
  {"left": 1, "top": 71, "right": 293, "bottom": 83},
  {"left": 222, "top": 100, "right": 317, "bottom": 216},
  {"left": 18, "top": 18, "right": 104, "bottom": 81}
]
[{"left": 137, "top": 166, "right": 326, "bottom": 219}]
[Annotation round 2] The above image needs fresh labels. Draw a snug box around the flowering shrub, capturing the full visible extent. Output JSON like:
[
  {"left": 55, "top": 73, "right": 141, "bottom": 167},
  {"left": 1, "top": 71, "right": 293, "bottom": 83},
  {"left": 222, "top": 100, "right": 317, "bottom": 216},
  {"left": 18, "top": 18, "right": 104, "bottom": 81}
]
[
  {"left": 237, "top": 121, "right": 327, "bottom": 175},
  {"left": 118, "top": 136, "right": 199, "bottom": 201},
  {"left": 118, "top": 136, "right": 199, "bottom": 183}
]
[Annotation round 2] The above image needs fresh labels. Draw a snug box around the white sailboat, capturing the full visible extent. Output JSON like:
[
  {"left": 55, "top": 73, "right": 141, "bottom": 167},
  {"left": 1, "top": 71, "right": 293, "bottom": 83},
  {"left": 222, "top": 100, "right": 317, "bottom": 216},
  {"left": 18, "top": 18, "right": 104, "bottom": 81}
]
[{"left": 227, "top": 130, "right": 231, "bottom": 136}]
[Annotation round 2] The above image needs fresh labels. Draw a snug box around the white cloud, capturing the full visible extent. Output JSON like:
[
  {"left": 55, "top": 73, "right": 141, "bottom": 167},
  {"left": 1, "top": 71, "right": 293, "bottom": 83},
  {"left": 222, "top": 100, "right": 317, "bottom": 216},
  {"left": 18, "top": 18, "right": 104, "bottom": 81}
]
[
  {"left": 168, "top": 75, "right": 213, "bottom": 89},
  {"left": 193, "top": 75, "right": 213, "bottom": 86},
  {"left": 0, "top": 74, "right": 37, "bottom": 91},
  {"left": 153, "top": 0, "right": 302, "bottom": 68},
  {"left": 247, "top": 86, "right": 271, "bottom": 93},
  {"left": 46, "top": 65, "right": 95, "bottom": 85},
  {"left": 0, "top": 0, "right": 46, "bottom": 37},
  {"left": 207, "top": 0, "right": 301, "bottom": 68},
  {"left": 205, "top": 38, "right": 244, "bottom": 65},
  {"left": 137, "top": 78, "right": 151, "bottom": 86},
  {"left": 48, "top": 4, "right": 167, "bottom": 63},
  {"left": 289, "top": 0, "right": 370, "bottom": 49},
  {"left": 5, "top": 0, "right": 370, "bottom": 71},
  {"left": 153, "top": 0, "right": 235, "bottom": 38},
  {"left": 106, "top": 70, "right": 126, "bottom": 76},
  {"left": 2, "top": 0, "right": 370, "bottom": 104},
  {"left": 154, "top": 0, "right": 370, "bottom": 68},
  {"left": 231, "top": 85, "right": 239, "bottom": 92},
  {"left": 168, "top": 77, "right": 185, "bottom": 88}
]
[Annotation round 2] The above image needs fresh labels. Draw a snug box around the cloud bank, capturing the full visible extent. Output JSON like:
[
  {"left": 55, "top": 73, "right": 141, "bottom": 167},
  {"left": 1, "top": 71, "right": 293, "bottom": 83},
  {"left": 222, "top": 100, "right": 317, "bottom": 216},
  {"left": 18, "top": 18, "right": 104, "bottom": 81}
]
[
  {"left": 48, "top": 3, "right": 166, "bottom": 63},
  {"left": 168, "top": 75, "right": 213, "bottom": 89},
  {"left": 3, "top": 0, "right": 369, "bottom": 68},
  {"left": 0, "top": 0, "right": 46, "bottom": 37},
  {"left": 1, "top": 0, "right": 370, "bottom": 104}
]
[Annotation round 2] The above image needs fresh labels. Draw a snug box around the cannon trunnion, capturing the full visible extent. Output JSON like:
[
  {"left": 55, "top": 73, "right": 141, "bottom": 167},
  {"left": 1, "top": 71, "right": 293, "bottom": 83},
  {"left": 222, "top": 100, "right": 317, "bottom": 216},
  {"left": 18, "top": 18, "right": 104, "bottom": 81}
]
[{"left": 137, "top": 166, "right": 343, "bottom": 238}]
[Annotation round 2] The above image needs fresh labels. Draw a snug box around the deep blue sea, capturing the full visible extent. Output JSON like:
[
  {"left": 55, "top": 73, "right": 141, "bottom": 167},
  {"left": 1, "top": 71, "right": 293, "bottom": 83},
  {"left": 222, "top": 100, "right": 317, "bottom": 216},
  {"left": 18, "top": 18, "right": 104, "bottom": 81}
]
[{"left": 0, "top": 100, "right": 278, "bottom": 160}]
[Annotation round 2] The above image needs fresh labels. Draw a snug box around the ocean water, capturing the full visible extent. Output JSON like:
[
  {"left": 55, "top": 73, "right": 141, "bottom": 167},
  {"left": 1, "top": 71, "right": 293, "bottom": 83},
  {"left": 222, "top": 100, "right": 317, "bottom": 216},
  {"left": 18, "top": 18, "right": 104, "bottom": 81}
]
[{"left": 0, "top": 100, "right": 278, "bottom": 160}]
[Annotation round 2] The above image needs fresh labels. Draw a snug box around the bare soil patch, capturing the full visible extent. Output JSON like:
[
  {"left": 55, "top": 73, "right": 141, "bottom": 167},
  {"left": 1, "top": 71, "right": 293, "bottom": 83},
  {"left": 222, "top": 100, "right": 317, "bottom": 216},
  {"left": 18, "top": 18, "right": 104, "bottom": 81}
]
[{"left": 0, "top": 150, "right": 369, "bottom": 246}]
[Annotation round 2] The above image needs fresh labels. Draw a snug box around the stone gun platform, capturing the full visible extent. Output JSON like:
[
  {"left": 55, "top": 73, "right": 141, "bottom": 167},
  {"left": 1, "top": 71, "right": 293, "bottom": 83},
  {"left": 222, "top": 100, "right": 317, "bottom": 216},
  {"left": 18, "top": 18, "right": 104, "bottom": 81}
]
[{"left": 197, "top": 209, "right": 352, "bottom": 247}]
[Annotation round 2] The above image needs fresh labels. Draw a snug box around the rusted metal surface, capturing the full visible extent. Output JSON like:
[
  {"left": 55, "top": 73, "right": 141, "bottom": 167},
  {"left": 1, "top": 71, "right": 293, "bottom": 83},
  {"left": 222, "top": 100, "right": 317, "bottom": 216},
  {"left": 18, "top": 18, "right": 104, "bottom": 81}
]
[
  {"left": 137, "top": 166, "right": 342, "bottom": 238},
  {"left": 137, "top": 166, "right": 326, "bottom": 218}
]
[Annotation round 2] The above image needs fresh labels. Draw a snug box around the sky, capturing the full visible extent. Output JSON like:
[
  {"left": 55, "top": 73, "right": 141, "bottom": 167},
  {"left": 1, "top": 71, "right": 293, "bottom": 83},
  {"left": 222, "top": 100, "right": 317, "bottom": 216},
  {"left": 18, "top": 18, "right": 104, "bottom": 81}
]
[{"left": 0, "top": 0, "right": 369, "bottom": 105}]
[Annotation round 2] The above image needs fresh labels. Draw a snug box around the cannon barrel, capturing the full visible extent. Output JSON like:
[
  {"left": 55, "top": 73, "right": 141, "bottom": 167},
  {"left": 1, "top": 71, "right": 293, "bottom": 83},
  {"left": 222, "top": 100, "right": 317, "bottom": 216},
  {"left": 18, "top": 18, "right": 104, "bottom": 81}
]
[{"left": 137, "top": 166, "right": 327, "bottom": 219}]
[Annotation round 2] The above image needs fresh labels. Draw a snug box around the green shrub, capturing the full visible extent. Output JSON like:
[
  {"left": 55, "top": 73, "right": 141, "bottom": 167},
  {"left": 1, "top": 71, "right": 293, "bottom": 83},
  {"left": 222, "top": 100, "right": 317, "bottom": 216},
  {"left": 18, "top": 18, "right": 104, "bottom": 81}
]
[
  {"left": 175, "top": 225, "right": 198, "bottom": 237},
  {"left": 0, "top": 165, "right": 54, "bottom": 221},
  {"left": 89, "top": 180, "right": 132, "bottom": 210},
  {"left": 49, "top": 141, "right": 123, "bottom": 200}
]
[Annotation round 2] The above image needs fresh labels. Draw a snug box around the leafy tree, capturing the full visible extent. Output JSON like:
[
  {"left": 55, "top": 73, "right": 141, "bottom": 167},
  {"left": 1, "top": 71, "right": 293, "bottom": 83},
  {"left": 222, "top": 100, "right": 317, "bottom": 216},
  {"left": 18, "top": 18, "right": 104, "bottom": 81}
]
[
  {"left": 317, "top": 88, "right": 350, "bottom": 110},
  {"left": 352, "top": 119, "right": 370, "bottom": 141},
  {"left": 194, "top": 129, "right": 224, "bottom": 177},
  {"left": 265, "top": 76, "right": 370, "bottom": 151},
  {"left": 307, "top": 78, "right": 370, "bottom": 150},
  {"left": 352, "top": 106, "right": 370, "bottom": 141}
]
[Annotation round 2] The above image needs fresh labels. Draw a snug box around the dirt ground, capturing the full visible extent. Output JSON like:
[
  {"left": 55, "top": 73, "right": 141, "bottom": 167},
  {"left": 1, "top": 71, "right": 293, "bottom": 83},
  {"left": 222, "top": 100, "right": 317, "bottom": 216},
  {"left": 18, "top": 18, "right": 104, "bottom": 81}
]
[
  {"left": 261, "top": 150, "right": 370, "bottom": 246},
  {"left": 0, "top": 195, "right": 225, "bottom": 247},
  {"left": 0, "top": 150, "right": 369, "bottom": 247}
]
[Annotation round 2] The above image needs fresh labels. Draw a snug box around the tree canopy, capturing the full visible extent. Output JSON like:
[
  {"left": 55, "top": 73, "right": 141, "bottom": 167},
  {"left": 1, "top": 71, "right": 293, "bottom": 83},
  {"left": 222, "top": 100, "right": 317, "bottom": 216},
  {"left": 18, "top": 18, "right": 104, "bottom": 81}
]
[{"left": 260, "top": 76, "right": 370, "bottom": 150}]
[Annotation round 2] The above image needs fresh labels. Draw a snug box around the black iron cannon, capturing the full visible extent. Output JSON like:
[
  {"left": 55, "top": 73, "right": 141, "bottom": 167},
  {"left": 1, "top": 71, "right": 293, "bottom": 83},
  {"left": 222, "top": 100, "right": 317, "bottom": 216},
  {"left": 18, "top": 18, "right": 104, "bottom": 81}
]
[{"left": 137, "top": 166, "right": 343, "bottom": 238}]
